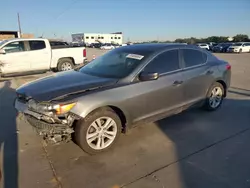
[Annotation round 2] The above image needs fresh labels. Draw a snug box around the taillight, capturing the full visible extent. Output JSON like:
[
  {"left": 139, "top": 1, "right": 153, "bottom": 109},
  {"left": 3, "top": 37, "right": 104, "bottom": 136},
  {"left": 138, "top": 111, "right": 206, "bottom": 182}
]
[
  {"left": 226, "top": 64, "right": 231, "bottom": 70},
  {"left": 83, "top": 49, "right": 86, "bottom": 57}
]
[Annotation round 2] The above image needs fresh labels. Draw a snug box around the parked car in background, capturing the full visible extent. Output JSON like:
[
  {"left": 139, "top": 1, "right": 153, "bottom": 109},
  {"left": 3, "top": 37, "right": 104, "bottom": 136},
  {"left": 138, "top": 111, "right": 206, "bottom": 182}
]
[
  {"left": 212, "top": 43, "right": 234, "bottom": 53},
  {"left": 89, "top": 43, "right": 103, "bottom": 48},
  {"left": 70, "top": 42, "right": 86, "bottom": 47},
  {"left": 15, "top": 43, "right": 231, "bottom": 154},
  {"left": 112, "top": 43, "right": 121, "bottom": 48},
  {"left": 0, "top": 38, "right": 87, "bottom": 76},
  {"left": 227, "top": 42, "right": 250, "bottom": 53},
  {"left": 196, "top": 43, "right": 210, "bottom": 50},
  {"left": 100, "top": 43, "right": 115, "bottom": 50},
  {"left": 50, "top": 41, "right": 69, "bottom": 48},
  {"left": 208, "top": 43, "right": 218, "bottom": 51}
]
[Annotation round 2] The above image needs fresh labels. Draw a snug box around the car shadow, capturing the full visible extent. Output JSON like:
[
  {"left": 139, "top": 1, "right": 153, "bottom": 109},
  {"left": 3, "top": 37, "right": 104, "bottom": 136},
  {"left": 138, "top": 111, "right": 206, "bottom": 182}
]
[
  {"left": 0, "top": 81, "right": 18, "bottom": 188},
  {"left": 155, "top": 97, "right": 250, "bottom": 187}
]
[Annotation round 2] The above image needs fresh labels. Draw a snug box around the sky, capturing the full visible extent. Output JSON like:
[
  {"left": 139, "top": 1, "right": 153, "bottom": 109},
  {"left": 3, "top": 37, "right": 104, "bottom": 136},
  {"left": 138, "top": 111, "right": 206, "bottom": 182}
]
[{"left": 1, "top": 0, "right": 249, "bottom": 42}]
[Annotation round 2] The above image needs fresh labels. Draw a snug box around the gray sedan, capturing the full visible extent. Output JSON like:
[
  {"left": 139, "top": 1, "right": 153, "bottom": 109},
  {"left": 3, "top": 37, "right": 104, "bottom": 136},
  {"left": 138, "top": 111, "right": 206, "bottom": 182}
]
[{"left": 15, "top": 43, "right": 231, "bottom": 154}]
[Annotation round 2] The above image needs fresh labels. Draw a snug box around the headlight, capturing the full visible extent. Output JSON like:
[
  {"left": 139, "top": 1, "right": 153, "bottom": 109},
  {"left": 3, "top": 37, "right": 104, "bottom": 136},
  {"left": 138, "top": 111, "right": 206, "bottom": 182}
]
[
  {"left": 28, "top": 99, "right": 76, "bottom": 115},
  {"left": 54, "top": 103, "right": 76, "bottom": 115}
]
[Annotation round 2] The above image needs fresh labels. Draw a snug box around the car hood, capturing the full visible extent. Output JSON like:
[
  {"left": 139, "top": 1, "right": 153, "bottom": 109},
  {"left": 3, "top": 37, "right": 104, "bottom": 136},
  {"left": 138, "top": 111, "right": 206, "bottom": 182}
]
[
  {"left": 229, "top": 46, "right": 240, "bottom": 48},
  {"left": 16, "top": 70, "right": 118, "bottom": 102}
]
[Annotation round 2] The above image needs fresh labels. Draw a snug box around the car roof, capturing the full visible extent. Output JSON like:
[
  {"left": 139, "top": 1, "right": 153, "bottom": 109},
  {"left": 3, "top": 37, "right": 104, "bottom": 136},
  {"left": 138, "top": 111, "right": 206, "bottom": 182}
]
[
  {"left": 1, "top": 38, "right": 47, "bottom": 44},
  {"left": 118, "top": 43, "right": 198, "bottom": 53}
]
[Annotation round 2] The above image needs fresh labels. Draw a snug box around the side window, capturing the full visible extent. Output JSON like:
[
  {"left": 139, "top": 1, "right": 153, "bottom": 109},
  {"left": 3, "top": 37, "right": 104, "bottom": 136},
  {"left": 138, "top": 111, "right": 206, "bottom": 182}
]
[
  {"left": 86, "top": 36, "right": 89, "bottom": 39},
  {"left": 144, "top": 50, "right": 180, "bottom": 74},
  {"left": 182, "top": 49, "right": 207, "bottom": 68},
  {"left": 29, "top": 41, "right": 46, "bottom": 50},
  {"left": 2, "top": 41, "right": 25, "bottom": 53}
]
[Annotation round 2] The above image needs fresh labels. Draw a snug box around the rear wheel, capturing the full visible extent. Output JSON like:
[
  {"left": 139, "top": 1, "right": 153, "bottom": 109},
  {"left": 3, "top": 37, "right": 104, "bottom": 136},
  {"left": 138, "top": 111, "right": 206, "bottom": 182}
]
[
  {"left": 75, "top": 108, "right": 122, "bottom": 154},
  {"left": 57, "top": 58, "right": 74, "bottom": 72},
  {"left": 203, "top": 82, "right": 224, "bottom": 111}
]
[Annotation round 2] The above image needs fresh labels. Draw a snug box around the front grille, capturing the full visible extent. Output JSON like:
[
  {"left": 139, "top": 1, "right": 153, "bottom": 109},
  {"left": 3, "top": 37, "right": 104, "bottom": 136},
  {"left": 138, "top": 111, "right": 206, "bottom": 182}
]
[
  {"left": 25, "top": 114, "right": 67, "bottom": 134},
  {"left": 26, "top": 115, "right": 53, "bottom": 131}
]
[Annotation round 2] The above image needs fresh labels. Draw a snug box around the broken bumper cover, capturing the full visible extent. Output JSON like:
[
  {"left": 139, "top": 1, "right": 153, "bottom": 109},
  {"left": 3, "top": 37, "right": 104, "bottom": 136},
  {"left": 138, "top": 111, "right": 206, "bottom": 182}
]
[{"left": 14, "top": 99, "right": 79, "bottom": 143}]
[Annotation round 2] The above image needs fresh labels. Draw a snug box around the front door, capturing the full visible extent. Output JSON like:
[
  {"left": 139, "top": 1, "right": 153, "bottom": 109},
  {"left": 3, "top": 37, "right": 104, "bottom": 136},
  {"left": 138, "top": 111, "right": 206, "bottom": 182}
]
[
  {"left": 0, "top": 41, "right": 31, "bottom": 74},
  {"left": 129, "top": 49, "right": 185, "bottom": 123}
]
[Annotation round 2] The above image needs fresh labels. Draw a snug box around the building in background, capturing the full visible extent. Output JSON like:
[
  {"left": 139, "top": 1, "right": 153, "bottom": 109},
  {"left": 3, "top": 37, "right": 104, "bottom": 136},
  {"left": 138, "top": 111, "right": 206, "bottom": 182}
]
[
  {"left": 0, "top": 31, "right": 34, "bottom": 41},
  {"left": 71, "top": 32, "right": 123, "bottom": 45}
]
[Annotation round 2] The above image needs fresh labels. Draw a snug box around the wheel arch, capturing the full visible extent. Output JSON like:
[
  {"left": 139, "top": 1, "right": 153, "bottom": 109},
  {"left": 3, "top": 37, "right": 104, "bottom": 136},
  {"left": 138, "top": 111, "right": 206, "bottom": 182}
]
[
  {"left": 77, "top": 104, "right": 131, "bottom": 133},
  {"left": 214, "top": 79, "right": 227, "bottom": 97},
  {"left": 58, "top": 57, "right": 75, "bottom": 65}
]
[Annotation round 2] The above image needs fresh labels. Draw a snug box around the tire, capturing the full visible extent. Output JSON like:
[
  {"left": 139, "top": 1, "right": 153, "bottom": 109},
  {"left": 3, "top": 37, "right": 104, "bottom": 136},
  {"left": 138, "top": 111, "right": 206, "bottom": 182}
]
[
  {"left": 57, "top": 58, "right": 74, "bottom": 72},
  {"left": 202, "top": 82, "right": 224, "bottom": 111},
  {"left": 74, "top": 107, "right": 122, "bottom": 154},
  {"left": 239, "top": 49, "right": 242, "bottom": 53}
]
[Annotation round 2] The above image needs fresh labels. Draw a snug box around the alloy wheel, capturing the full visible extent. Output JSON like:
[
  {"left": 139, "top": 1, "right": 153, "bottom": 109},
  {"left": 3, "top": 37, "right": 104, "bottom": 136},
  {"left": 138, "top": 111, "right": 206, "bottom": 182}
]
[
  {"left": 209, "top": 86, "right": 223, "bottom": 108},
  {"left": 86, "top": 117, "right": 118, "bottom": 150},
  {"left": 61, "top": 62, "right": 73, "bottom": 71}
]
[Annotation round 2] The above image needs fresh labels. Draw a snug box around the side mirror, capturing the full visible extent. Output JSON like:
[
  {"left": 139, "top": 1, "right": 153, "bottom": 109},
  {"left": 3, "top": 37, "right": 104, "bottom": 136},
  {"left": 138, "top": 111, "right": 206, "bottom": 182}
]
[
  {"left": 139, "top": 72, "right": 159, "bottom": 81},
  {"left": 0, "top": 49, "right": 6, "bottom": 54}
]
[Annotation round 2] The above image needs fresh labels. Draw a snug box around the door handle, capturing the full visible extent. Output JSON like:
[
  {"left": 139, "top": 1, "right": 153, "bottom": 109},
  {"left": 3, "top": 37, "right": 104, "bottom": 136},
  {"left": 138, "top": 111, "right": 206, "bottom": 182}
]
[
  {"left": 206, "top": 70, "right": 214, "bottom": 75},
  {"left": 173, "top": 80, "right": 183, "bottom": 86}
]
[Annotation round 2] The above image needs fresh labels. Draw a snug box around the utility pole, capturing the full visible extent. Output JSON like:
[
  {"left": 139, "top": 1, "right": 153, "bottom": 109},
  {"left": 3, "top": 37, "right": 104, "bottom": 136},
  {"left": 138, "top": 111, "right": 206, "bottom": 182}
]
[{"left": 17, "top": 13, "right": 22, "bottom": 36}]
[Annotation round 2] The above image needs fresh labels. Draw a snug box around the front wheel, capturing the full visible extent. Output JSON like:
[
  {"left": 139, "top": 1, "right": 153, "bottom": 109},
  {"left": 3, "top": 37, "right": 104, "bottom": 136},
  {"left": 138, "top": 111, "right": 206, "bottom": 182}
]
[
  {"left": 74, "top": 108, "right": 122, "bottom": 154},
  {"left": 202, "top": 82, "right": 224, "bottom": 111}
]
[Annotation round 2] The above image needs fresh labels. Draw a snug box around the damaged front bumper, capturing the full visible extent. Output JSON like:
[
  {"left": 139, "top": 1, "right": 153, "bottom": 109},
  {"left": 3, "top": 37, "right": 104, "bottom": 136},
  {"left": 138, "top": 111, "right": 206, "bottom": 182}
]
[{"left": 15, "top": 99, "right": 80, "bottom": 143}]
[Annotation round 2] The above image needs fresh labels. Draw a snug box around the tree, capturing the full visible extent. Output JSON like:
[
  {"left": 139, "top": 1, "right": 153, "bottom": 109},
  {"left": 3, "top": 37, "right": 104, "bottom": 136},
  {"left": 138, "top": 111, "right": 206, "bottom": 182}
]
[
  {"left": 233, "top": 34, "right": 249, "bottom": 42},
  {"left": 138, "top": 34, "right": 249, "bottom": 44}
]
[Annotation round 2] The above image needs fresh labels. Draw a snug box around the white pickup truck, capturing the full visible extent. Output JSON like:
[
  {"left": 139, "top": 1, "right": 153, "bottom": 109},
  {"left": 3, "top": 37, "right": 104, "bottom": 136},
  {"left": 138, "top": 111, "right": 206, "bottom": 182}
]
[{"left": 0, "top": 38, "right": 87, "bottom": 76}]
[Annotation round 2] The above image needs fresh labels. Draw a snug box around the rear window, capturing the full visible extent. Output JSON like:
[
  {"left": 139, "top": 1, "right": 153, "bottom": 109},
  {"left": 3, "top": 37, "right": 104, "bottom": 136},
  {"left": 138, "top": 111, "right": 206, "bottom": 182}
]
[
  {"left": 50, "top": 41, "right": 68, "bottom": 46},
  {"left": 29, "top": 40, "right": 46, "bottom": 50},
  {"left": 182, "top": 49, "right": 207, "bottom": 68}
]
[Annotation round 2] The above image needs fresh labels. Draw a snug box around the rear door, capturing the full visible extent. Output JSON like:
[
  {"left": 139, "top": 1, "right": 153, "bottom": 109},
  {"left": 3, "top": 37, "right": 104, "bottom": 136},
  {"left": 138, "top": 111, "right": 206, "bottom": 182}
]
[
  {"left": 130, "top": 49, "right": 185, "bottom": 122},
  {"left": 180, "top": 48, "right": 215, "bottom": 105},
  {"left": 28, "top": 40, "right": 51, "bottom": 71},
  {"left": 0, "top": 41, "right": 31, "bottom": 74}
]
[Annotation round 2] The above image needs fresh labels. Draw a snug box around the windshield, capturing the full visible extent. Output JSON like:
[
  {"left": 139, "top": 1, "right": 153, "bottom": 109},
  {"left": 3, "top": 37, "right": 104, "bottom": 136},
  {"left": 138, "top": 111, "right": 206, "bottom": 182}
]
[
  {"left": 80, "top": 48, "right": 152, "bottom": 78},
  {"left": 233, "top": 43, "right": 243, "bottom": 46},
  {"left": 0, "top": 40, "right": 9, "bottom": 47}
]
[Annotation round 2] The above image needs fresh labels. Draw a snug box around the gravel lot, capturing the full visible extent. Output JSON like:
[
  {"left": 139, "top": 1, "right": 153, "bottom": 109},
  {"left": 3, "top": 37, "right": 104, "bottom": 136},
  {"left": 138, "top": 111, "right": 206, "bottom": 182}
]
[{"left": 0, "top": 50, "right": 250, "bottom": 188}]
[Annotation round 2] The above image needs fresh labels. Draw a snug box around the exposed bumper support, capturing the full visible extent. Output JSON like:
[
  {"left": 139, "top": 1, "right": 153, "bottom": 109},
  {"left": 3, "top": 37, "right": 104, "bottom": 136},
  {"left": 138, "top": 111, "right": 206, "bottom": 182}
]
[{"left": 15, "top": 99, "right": 80, "bottom": 143}]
